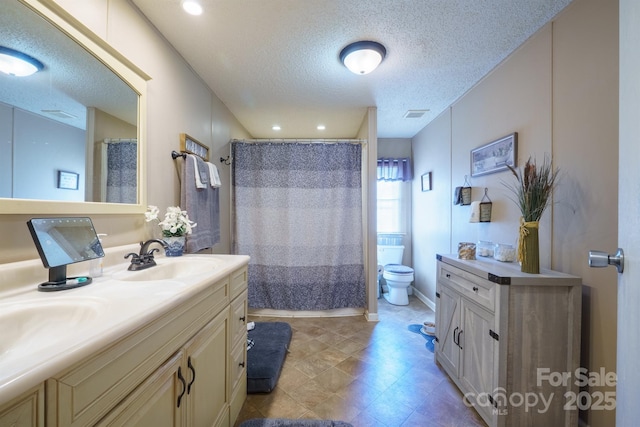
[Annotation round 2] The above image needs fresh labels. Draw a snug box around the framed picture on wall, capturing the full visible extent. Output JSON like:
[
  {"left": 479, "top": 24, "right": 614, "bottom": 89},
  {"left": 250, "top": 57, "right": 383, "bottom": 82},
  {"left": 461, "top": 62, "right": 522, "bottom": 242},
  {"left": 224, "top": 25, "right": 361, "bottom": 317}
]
[
  {"left": 421, "top": 172, "right": 432, "bottom": 191},
  {"left": 180, "top": 133, "right": 209, "bottom": 161},
  {"left": 471, "top": 132, "right": 518, "bottom": 177},
  {"left": 58, "top": 171, "right": 79, "bottom": 190}
]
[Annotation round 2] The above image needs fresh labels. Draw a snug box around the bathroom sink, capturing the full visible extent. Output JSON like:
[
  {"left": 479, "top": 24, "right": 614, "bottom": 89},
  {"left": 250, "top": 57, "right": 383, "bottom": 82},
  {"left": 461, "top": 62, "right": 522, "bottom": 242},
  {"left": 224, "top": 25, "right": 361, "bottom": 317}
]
[
  {"left": 0, "top": 297, "right": 105, "bottom": 361},
  {"left": 112, "top": 257, "right": 221, "bottom": 282}
]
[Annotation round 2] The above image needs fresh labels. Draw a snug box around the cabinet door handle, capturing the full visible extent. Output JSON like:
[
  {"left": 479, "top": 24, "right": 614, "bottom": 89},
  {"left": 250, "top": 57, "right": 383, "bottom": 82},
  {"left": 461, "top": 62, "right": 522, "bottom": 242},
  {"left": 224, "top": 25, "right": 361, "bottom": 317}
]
[
  {"left": 240, "top": 316, "right": 246, "bottom": 322},
  {"left": 457, "top": 329, "right": 464, "bottom": 350},
  {"left": 453, "top": 326, "right": 459, "bottom": 346},
  {"left": 446, "top": 273, "right": 451, "bottom": 278},
  {"left": 177, "top": 366, "right": 186, "bottom": 408},
  {"left": 472, "top": 286, "right": 479, "bottom": 292},
  {"left": 187, "top": 356, "right": 196, "bottom": 394},
  {"left": 239, "top": 361, "right": 245, "bottom": 368}
]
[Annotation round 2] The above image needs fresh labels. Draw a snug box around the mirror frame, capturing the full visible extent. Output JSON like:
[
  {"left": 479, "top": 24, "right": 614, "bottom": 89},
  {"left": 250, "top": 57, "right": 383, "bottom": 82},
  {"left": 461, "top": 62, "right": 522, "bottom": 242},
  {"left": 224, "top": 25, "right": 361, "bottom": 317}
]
[{"left": 1, "top": 0, "right": 150, "bottom": 215}]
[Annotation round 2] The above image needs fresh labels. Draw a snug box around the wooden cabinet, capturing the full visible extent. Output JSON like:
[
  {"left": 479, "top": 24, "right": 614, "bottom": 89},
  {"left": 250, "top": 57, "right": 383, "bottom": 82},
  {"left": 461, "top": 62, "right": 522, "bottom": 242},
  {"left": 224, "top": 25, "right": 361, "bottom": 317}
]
[
  {"left": 47, "top": 264, "right": 248, "bottom": 427},
  {"left": 435, "top": 255, "right": 581, "bottom": 427},
  {"left": 95, "top": 352, "right": 184, "bottom": 427},
  {"left": 185, "top": 311, "right": 230, "bottom": 427},
  {"left": 0, "top": 384, "right": 44, "bottom": 427}
]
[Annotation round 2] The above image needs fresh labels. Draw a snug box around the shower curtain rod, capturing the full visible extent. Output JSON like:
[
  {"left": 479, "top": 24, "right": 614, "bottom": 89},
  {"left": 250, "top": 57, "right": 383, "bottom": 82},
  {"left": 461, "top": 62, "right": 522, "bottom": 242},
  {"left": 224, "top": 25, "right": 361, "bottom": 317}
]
[{"left": 231, "top": 138, "right": 366, "bottom": 145}]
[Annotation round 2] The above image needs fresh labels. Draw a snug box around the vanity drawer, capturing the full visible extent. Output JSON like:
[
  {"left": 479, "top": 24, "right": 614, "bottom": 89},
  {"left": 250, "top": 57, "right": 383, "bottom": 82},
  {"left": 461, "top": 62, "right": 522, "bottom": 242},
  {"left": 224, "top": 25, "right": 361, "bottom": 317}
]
[
  {"left": 439, "top": 263, "right": 496, "bottom": 312},
  {"left": 230, "top": 266, "right": 248, "bottom": 300},
  {"left": 230, "top": 339, "right": 247, "bottom": 394},
  {"left": 229, "top": 338, "right": 247, "bottom": 424},
  {"left": 230, "top": 290, "right": 248, "bottom": 348}
]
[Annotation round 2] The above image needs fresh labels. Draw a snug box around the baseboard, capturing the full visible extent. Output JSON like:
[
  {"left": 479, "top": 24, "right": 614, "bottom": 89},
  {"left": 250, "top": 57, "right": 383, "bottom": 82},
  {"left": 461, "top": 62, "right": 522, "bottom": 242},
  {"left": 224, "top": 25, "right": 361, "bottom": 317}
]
[
  {"left": 248, "top": 307, "right": 365, "bottom": 318},
  {"left": 412, "top": 286, "right": 436, "bottom": 312}
]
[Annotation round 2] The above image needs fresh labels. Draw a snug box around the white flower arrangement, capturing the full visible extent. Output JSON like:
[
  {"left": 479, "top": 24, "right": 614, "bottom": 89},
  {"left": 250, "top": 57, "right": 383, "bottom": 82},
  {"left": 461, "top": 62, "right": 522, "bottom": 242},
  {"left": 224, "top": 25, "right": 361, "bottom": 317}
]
[{"left": 145, "top": 205, "right": 197, "bottom": 237}]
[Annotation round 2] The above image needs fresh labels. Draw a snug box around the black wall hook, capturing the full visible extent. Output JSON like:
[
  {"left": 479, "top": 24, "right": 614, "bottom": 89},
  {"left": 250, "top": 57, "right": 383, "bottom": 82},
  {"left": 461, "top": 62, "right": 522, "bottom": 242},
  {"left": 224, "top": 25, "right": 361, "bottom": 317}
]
[{"left": 220, "top": 156, "right": 231, "bottom": 165}]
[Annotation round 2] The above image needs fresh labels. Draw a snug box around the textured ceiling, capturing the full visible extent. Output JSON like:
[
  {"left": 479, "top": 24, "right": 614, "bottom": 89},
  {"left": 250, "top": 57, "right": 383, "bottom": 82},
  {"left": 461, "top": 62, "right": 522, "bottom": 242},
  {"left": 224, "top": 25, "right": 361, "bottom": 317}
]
[
  {"left": 131, "top": 0, "right": 574, "bottom": 139},
  {"left": 0, "top": 1, "right": 137, "bottom": 131}
]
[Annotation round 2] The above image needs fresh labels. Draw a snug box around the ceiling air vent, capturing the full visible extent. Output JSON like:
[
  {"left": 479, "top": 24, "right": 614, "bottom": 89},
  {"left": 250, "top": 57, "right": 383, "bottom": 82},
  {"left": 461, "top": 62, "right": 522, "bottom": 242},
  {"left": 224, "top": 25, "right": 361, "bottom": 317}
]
[{"left": 403, "top": 110, "right": 428, "bottom": 119}]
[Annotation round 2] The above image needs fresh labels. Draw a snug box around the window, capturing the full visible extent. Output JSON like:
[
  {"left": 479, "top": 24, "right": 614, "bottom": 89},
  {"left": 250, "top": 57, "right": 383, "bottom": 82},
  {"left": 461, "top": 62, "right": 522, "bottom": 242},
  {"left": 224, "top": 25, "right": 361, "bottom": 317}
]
[{"left": 377, "top": 180, "right": 408, "bottom": 233}]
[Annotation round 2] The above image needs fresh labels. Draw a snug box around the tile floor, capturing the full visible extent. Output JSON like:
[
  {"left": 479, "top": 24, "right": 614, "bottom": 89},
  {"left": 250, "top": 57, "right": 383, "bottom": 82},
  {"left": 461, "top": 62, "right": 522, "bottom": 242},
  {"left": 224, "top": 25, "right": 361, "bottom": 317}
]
[{"left": 234, "top": 295, "right": 488, "bottom": 427}]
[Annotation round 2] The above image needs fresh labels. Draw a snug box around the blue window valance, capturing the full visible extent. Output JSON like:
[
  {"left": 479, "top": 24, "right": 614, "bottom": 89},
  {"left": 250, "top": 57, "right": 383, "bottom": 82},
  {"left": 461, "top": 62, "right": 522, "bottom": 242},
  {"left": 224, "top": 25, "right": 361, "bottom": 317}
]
[{"left": 377, "top": 158, "right": 412, "bottom": 182}]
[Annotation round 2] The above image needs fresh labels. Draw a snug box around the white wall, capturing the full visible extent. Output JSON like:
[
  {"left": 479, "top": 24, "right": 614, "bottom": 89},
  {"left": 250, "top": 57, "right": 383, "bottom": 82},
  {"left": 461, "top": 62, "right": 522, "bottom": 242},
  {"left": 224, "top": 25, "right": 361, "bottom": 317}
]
[
  {"left": 0, "top": 103, "right": 14, "bottom": 198},
  {"left": 411, "top": 110, "right": 452, "bottom": 310},
  {"left": 9, "top": 108, "right": 86, "bottom": 201},
  {"left": 412, "top": 0, "right": 618, "bottom": 425}
]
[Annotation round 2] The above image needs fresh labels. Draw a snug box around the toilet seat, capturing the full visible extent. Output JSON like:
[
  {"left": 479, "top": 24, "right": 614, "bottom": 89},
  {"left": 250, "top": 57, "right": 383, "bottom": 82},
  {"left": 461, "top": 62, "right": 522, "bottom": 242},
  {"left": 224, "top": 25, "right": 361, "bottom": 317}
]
[{"left": 383, "top": 264, "right": 414, "bottom": 276}]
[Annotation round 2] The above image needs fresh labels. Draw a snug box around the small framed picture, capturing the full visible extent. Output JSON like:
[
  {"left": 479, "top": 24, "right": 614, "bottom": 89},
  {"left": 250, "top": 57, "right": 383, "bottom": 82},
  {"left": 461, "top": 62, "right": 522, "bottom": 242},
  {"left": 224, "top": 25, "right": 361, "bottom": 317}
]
[
  {"left": 421, "top": 172, "right": 432, "bottom": 192},
  {"left": 58, "top": 170, "right": 79, "bottom": 190}
]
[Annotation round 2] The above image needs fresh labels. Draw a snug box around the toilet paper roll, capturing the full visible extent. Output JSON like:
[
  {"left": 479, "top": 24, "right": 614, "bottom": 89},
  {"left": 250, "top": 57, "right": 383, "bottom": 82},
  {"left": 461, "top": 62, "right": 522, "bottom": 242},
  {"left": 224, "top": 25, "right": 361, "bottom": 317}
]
[{"left": 469, "top": 201, "right": 481, "bottom": 223}]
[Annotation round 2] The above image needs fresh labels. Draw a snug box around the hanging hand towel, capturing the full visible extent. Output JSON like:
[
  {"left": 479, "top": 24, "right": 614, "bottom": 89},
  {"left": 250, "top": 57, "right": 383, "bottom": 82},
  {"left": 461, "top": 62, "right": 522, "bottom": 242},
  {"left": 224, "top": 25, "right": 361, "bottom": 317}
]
[
  {"left": 469, "top": 201, "right": 481, "bottom": 223},
  {"left": 182, "top": 154, "right": 220, "bottom": 252},
  {"left": 207, "top": 162, "right": 222, "bottom": 188},
  {"left": 192, "top": 155, "right": 208, "bottom": 188},
  {"left": 454, "top": 187, "right": 462, "bottom": 205}
]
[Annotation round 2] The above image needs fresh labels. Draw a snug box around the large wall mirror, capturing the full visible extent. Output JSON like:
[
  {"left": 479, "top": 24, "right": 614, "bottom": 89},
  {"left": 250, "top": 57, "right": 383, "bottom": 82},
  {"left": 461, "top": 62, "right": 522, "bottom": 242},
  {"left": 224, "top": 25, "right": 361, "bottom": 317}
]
[{"left": 0, "top": 0, "right": 149, "bottom": 214}]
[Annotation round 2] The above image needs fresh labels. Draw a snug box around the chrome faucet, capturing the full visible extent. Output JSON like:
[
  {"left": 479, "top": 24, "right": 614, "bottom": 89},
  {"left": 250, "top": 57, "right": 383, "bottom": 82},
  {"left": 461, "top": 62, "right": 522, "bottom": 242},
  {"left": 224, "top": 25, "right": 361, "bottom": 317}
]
[{"left": 125, "top": 239, "right": 168, "bottom": 271}]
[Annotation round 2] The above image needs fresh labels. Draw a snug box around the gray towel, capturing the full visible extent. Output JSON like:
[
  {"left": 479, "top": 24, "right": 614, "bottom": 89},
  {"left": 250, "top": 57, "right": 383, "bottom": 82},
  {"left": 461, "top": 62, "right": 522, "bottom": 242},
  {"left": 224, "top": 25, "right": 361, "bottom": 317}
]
[{"left": 181, "top": 154, "right": 220, "bottom": 252}]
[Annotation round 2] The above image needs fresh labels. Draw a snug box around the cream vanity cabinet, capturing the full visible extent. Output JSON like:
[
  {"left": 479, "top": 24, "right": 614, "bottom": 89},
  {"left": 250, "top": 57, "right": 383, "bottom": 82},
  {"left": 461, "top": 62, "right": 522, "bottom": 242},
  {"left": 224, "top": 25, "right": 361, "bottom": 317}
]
[
  {"left": 45, "top": 265, "right": 248, "bottom": 427},
  {"left": 0, "top": 385, "right": 44, "bottom": 427},
  {"left": 434, "top": 254, "right": 581, "bottom": 427}
]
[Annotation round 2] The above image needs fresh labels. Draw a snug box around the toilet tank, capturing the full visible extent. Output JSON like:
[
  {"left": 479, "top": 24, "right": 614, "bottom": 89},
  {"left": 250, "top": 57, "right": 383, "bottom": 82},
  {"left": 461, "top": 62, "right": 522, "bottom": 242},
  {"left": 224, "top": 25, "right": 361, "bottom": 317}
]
[{"left": 377, "top": 245, "right": 405, "bottom": 266}]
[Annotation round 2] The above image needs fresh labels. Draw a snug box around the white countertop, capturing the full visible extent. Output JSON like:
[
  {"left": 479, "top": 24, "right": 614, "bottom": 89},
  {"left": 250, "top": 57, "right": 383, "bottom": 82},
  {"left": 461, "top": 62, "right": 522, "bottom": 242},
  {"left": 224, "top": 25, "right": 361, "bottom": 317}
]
[
  {"left": 437, "top": 253, "right": 581, "bottom": 286},
  {"left": 0, "top": 247, "right": 249, "bottom": 406}
]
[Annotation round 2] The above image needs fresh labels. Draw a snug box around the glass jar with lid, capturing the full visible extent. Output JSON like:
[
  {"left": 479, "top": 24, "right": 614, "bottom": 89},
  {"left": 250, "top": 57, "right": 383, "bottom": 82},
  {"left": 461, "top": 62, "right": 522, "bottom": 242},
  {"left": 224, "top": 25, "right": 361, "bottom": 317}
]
[
  {"left": 494, "top": 243, "right": 516, "bottom": 262},
  {"left": 458, "top": 242, "right": 476, "bottom": 260},
  {"left": 477, "top": 240, "right": 494, "bottom": 257}
]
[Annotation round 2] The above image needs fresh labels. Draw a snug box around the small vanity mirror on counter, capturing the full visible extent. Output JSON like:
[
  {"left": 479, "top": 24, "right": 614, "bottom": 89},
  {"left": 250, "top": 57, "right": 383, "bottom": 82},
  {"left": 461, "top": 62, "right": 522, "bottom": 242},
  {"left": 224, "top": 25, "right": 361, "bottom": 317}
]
[{"left": 27, "top": 217, "right": 104, "bottom": 291}]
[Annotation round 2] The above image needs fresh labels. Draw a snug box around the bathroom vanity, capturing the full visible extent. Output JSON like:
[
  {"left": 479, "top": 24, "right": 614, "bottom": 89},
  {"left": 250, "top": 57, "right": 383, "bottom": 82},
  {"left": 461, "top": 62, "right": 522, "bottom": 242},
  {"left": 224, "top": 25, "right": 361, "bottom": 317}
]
[
  {"left": 434, "top": 254, "right": 581, "bottom": 427},
  {"left": 0, "top": 246, "right": 249, "bottom": 427}
]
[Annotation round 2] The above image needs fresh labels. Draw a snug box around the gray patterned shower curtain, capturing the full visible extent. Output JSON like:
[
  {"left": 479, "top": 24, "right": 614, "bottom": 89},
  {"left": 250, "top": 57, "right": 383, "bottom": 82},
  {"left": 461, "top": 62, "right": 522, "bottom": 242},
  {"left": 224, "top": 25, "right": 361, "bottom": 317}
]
[
  {"left": 231, "top": 139, "right": 366, "bottom": 311},
  {"left": 103, "top": 138, "right": 137, "bottom": 203}
]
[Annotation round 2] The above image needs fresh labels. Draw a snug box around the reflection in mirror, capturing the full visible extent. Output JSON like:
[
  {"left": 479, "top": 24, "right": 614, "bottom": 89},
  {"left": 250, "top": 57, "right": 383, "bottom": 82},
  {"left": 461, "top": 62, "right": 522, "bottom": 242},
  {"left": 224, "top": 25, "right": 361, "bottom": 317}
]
[{"left": 0, "top": 0, "right": 140, "bottom": 205}]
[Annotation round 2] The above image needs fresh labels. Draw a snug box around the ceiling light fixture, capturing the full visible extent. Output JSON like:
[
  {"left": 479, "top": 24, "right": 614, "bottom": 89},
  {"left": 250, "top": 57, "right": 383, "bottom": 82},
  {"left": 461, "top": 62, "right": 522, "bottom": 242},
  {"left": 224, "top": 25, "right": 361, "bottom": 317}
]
[
  {"left": 181, "top": 0, "right": 203, "bottom": 16},
  {"left": 339, "top": 41, "right": 386, "bottom": 75},
  {"left": 272, "top": 125, "right": 281, "bottom": 131},
  {"left": 0, "top": 46, "right": 44, "bottom": 77},
  {"left": 317, "top": 125, "right": 326, "bottom": 131}
]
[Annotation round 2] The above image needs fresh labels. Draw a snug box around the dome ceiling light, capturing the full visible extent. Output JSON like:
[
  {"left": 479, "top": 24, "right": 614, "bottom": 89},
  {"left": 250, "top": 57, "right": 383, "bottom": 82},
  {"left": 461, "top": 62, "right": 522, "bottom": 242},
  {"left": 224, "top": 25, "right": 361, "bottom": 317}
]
[
  {"left": 0, "top": 46, "right": 44, "bottom": 77},
  {"left": 181, "top": 0, "right": 203, "bottom": 16},
  {"left": 339, "top": 41, "right": 386, "bottom": 75}
]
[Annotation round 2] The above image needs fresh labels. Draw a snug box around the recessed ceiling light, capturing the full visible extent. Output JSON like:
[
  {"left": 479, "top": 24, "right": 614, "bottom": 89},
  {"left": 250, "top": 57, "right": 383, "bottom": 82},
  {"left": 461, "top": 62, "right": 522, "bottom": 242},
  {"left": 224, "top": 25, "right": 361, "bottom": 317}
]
[
  {"left": 272, "top": 125, "right": 281, "bottom": 131},
  {"left": 0, "top": 46, "right": 44, "bottom": 77},
  {"left": 317, "top": 125, "right": 326, "bottom": 131},
  {"left": 181, "top": 0, "right": 203, "bottom": 16}
]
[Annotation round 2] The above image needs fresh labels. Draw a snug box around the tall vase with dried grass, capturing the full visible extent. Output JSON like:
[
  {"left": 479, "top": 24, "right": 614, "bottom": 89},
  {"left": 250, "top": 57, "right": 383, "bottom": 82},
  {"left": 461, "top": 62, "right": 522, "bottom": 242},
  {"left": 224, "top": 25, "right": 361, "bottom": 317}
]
[{"left": 505, "top": 156, "right": 559, "bottom": 274}]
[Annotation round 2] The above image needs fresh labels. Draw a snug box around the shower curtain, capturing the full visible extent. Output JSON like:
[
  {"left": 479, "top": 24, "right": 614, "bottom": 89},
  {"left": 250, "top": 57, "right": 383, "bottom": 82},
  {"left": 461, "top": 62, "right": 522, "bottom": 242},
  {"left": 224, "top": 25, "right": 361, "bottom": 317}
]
[
  {"left": 101, "top": 138, "right": 137, "bottom": 203},
  {"left": 231, "top": 140, "right": 366, "bottom": 311}
]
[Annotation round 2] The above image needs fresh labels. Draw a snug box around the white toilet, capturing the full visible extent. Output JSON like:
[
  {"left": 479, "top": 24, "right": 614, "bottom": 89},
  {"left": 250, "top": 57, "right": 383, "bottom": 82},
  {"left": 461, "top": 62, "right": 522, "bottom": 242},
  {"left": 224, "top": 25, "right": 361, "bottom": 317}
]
[{"left": 377, "top": 245, "right": 414, "bottom": 306}]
